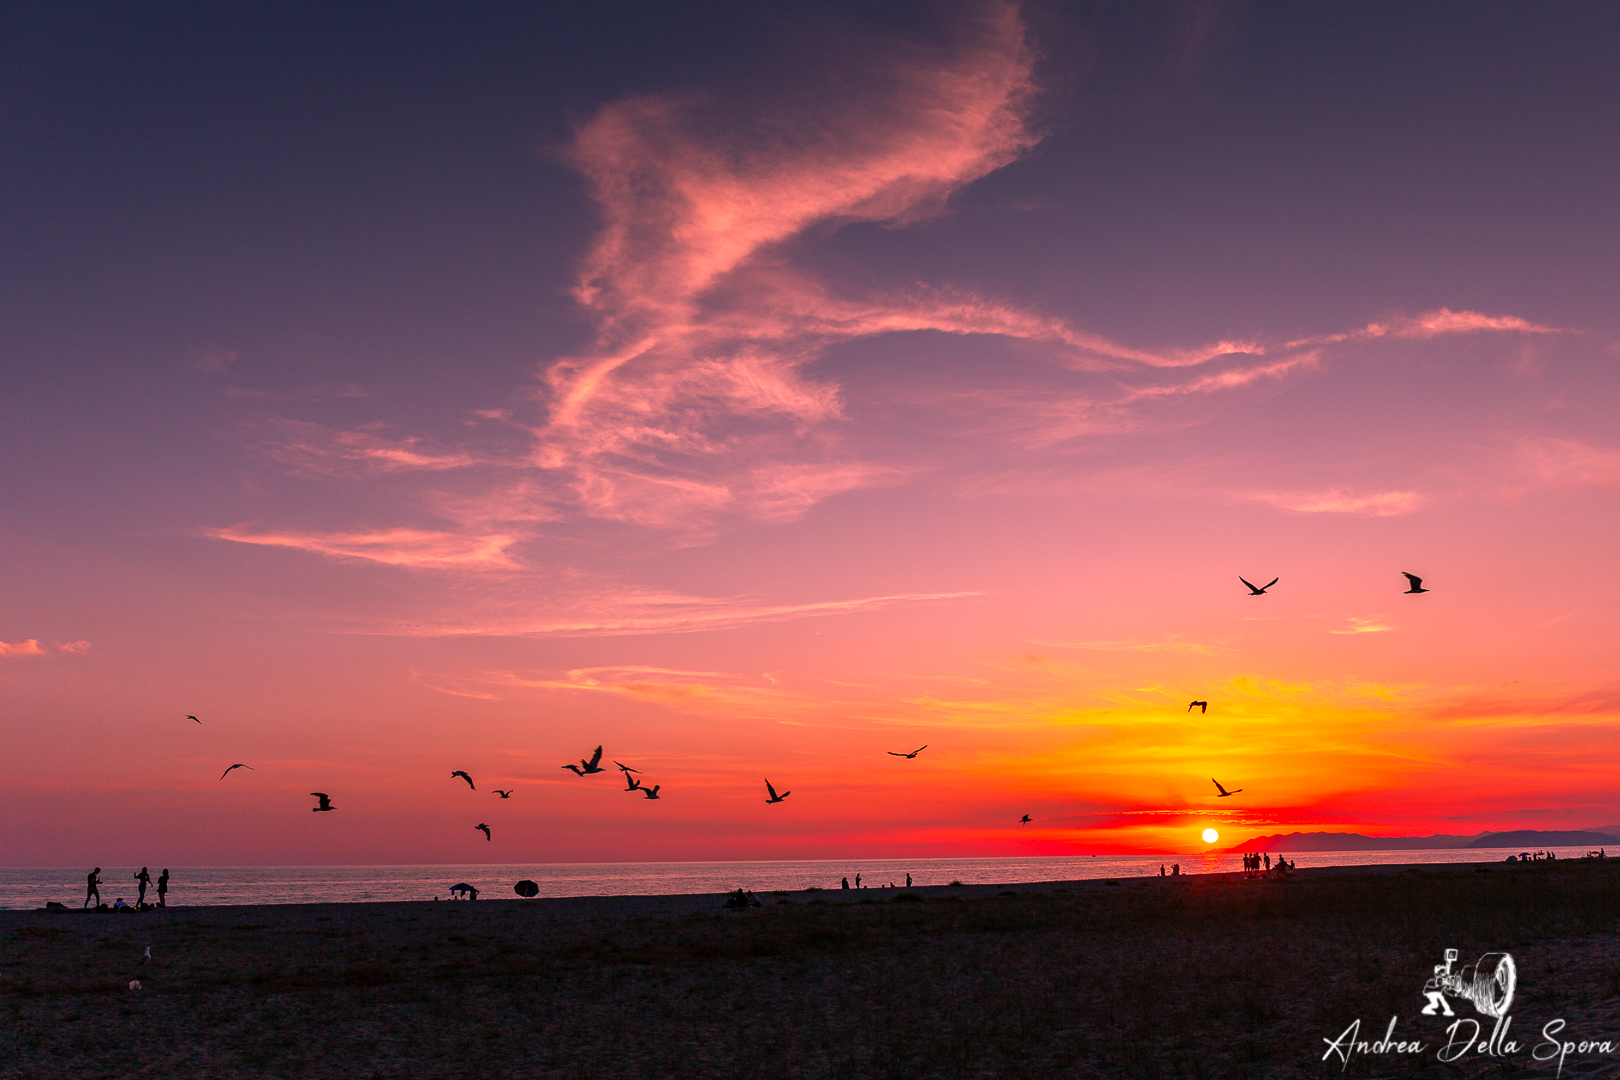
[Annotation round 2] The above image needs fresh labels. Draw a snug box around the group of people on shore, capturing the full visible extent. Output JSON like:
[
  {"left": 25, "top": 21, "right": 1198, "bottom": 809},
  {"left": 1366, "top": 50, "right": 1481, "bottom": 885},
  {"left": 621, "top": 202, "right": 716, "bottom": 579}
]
[
  {"left": 83, "top": 866, "right": 169, "bottom": 911},
  {"left": 840, "top": 873, "right": 913, "bottom": 890},
  {"left": 1239, "top": 852, "right": 1293, "bottom": 877}
]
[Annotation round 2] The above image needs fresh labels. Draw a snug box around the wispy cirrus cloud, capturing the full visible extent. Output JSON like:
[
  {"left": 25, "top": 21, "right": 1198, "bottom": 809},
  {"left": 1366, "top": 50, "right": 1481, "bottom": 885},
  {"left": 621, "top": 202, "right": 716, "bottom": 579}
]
[
  {"left": 390, "top": 589, "right": 980, "bottom": 638},
  {"left": 1287, "top": 307, "right": 1561, "bottom": 348},
  {"left": 210, "top": 527, "right": 519, "bottom": 570},
  {"left": 258, "top": 421, "right": 483, "bottom": 477},
  {"left": 1330, "top": 617, "right": 1394, "bottom": 635}
]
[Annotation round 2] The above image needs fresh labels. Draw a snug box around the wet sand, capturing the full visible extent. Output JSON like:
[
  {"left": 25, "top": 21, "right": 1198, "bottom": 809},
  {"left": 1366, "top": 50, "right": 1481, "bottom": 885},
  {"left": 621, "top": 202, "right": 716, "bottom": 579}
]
[{"left": 3, "top": 860, "right": 1619, "bottom": 1078}]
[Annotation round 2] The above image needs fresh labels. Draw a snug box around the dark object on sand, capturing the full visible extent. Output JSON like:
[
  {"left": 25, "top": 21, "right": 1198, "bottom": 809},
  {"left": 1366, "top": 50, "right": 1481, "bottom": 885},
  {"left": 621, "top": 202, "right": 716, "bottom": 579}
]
[
  {"left": 514, "top": 880, "right": 540, "bottom": 898},
  {"left": 724, "top": 889, "right": 760, "bottom": 909},
  {"left": 44, "top": 901, "right": 69, "bottom": 912},
  {"left": 449, "top": 883, "right": 477, "bottom": 899}
]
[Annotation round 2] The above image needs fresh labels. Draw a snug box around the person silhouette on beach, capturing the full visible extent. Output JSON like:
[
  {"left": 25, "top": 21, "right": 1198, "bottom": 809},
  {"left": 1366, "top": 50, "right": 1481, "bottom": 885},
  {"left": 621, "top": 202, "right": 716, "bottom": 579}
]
[
  {"left": 467, "top": 885, "right": 479, "bottom": 901},
  {"left": 156, "top": 869, "right": 169, "bottom": 907},
  {"left": 1264, "top": 854, "right": 1271, "bottom": 871},
  {"left": 1172, "top": 864, "right": 1180, "bottom": 876},
  {"left": 905, "top": 873, "right": 911, "bottom": 888},
  {"left": 841, "top": 877, "right": 849, "bottom": 889},
  {"left": 134, "top": 867, "right": 151, "bottom": 906},
  {"left": 1160, "top": 864, "right": 1166, "bottom": 877},
  {"left": 85, "top": 868, "right": 102, "bottom": 908},
  {"left": 855, "top": 874, "right": 861, "bottom": 888}
]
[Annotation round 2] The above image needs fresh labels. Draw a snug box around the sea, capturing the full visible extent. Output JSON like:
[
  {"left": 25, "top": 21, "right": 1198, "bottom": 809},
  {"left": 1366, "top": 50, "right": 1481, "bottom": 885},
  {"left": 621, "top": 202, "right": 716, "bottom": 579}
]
[{"left": 1, "top": 846, "right": 1606, "bottom": 910}]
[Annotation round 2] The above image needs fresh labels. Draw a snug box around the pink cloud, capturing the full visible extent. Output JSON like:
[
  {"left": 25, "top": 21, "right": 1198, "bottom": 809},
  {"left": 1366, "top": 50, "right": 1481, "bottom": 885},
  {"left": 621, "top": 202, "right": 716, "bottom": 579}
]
[
  {"left": 1506, "top": 438, "right": 1620, "bottom": 491},
  {"left": 1245, "top": 488, "right": 1424, "bottom": 516},
  {"left": 0, "top": 639, "right": 46, "bottom": 658},
  {"left": 385, "top": 588, "right": 981, "bottom": 638},
  {"left": 210, "top": 527, "right": 519, "bottom": 570},
  {"left": 54, "top": 640, "right": 92, "bottom": 653},
  {"left": 260, "top": 421, "right": 482, "bottom": 476},
  {"left": 1287, "top": 307, "right": 1560, "bottom": 348}
]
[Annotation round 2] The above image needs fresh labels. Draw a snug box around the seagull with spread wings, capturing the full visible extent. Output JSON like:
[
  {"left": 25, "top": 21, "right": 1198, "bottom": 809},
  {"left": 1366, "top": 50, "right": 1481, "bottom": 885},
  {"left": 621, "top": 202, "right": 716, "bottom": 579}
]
[
  {"left": 887, "top": 745, "right": 928, "bottom": 759},
  {"left": 1212, "top": 778, "right": 1242, "bottom": 798},
  {"left": 1402, "top": 572, "right": 1429, "bottom": 594},
  {"left": 451, "top": 770, "right": 475, "bottom": 790},
  {"left": 474, "top": 823, "right": 490, "bottom": 841},
  {"left": 1188, "top": 701, "right": 1208, "bottom": 714},
  {"left": 310, "top": 793, "right": 334, "bottom": 812},
  {"left": 561, "top": 746, "right": 607, "bottom": 776},
  {"left": 1019, "top": 814, "right": 1033, "bottom": 825},
  {"left": 492, "top": 789, "right": 512, "bottom": 799},
  {"left": 219, "top": 763, "right": 254, "bottom": 780},
  {"left": 764, "top": 779, "right": 790, "bottom": 804},
  {"left": 1240, "top": 576, "right": 1278, "bottom": 595},
  {"left": 640, "top": 785, "right": 661, "bottom": 800},
  {"left": 186, "top": 715, "right": 200, "bottom": 723}
]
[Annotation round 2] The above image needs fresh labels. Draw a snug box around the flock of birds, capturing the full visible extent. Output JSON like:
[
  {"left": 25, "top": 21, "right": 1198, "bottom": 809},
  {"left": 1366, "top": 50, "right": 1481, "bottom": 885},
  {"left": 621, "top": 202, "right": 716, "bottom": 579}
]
[{"left": 196, "top": 572, "right": 1431, "bottom": 840}]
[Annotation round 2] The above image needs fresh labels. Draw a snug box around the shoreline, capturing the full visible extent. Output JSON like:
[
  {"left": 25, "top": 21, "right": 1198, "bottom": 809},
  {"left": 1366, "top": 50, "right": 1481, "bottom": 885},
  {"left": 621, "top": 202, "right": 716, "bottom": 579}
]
[{"left": 1, "top": 856, "right": 1567, "bottom": 922}]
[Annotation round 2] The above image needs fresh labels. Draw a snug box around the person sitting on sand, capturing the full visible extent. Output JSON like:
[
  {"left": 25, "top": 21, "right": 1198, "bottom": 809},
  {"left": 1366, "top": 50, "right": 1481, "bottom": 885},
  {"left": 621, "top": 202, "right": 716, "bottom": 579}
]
[
  {"left": 156, "top": 869, "right": 168, "bottom": 908},
  {"left": 113, "top": 897, "right": 131, "bottom": 911},
  {"left": 85, "top": 867, "right": 102, "bottom": 909},
  {"left": 841, "top": 877, "right": 849, "bottom": 889}
]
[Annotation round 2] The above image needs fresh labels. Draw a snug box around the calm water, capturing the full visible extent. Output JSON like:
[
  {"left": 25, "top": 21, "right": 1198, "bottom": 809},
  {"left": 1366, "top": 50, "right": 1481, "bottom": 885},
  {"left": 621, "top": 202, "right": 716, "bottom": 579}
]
[{"left": 0, "top": 847, "right": 1601, "bottom": 910}]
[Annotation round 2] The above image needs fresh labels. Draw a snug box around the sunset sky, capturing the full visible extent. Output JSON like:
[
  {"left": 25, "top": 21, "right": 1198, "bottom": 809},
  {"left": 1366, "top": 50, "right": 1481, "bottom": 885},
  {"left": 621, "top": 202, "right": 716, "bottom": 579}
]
[{"left": 4, "top": 2, "right": 1619, "bottom": 866}]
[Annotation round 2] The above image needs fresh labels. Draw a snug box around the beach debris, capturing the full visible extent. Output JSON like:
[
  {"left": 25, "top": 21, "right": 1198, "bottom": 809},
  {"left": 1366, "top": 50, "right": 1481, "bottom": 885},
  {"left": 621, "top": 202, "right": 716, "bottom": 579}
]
[
  {"left": 764, "top": 778, "right": 790, "bottom": 804},
  {"left": 492, "top": 789, "right": 512, "bottom": 798},
  {"left": 474, "top": 822, "right": 490, "bottom": 841},
  {"left": 514, "top": 880, "right": 539, "bottom": 898},
  {"left": 128, "top": 980, "right": 141, "bottom": 991},
  {"left": 1403, "top": 572, "right": 1429, "bottom": 594},
  {"left": 1239, "top": 576, "right": 1278, "bottom": 595},
  {"left": 451, "top": 770, "right": 475, "bottom": 790},
  {"left": 561, "top": 746, "right": 607, "bottom": 776},
  {"left": 310, "top": 792, "right": 334, "bottom": 811},
  {"left": 219, "top": 763, "right": 254, "bottom": 780},
  {"left": 1212, "top": 779, "right": 1242, "bottom": 798},
  {"left": 886, "top": 745, "right": 928, "bottom": 759}
]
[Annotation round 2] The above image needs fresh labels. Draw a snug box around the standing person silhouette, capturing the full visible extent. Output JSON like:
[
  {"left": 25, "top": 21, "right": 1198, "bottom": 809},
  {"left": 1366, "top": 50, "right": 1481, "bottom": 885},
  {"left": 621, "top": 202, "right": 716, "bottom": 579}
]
[
  {"left": 855, "top": 874, "right": 861, "bottom": 889},
  {"left": 841, "top": 877, "right": 849, "bottom": 889},
  {"left": 905, "top": 873, "right": 912, "bottom": 888},
  {"left": 84, "top": 867, "right": 102, "bottom": 908},
  {"left": 134, "top": 867, "right": 151, "bottom": 907},
  {"left": 156, "top": 869, "right": 169, "bottom": 907}
]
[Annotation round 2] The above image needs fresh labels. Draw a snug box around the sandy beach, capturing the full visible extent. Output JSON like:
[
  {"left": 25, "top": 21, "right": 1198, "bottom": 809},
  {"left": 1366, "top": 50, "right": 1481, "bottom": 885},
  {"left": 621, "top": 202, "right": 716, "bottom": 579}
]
[{"left": 3, "top": 860, "right": 1619, "bottom": 1078}]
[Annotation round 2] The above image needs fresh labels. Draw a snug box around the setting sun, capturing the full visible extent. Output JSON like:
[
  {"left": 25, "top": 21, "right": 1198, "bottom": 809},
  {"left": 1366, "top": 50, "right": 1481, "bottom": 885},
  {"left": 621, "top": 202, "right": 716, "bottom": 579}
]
[{"left": 1202, "top": 829, "right": 1219, "bottom": 844}]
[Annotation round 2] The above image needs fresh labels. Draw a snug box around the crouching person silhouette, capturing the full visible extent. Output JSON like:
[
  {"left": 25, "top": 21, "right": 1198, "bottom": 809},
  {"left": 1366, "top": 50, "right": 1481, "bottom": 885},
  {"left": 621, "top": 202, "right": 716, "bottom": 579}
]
[{"left": 1421, "top": 949, "right": 1458, "bottom": 1017}]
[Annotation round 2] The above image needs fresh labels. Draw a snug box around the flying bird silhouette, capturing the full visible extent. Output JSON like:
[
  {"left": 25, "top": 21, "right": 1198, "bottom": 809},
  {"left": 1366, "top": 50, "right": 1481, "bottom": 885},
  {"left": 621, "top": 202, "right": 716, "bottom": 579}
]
[
  {"left": 561, "top": 746, "right": 607, "bottom": 776},
  {"left": 1212, "top": 778, "right": 1242, "bottom": 798},
  {"left": 186, "top": 715, "right": 200, "bottom": 723},
  {"left": 492, "top": 789, "right": 512, "bottom": 799},
  {"left": 219, "top": 763, "right": 254, "bottom": 780},
  {"left": 614, "top": 761, "right": 640, "bottom": 774},
  {"left": 887, "top": 745, "right": 928, "bottom": 759},
  {"left": 1240, "top": 576, "right": 1279, "bottom": 595},
  {"left": 1402, "top": 572, "right": 1429, "bottom": 594},
  {"left": 451, "top": 770, "right": 475, "bottom": 790},
  {"left": 474, "top": 822, "right": 490, "bottom": 841},
  {"left": 1019, "top": 814, "right": 1032, "bottom": 825},
  {"left": 623, "top": 771, "right": 642, "bottom": 792},
  {"left": 764, "top": 778, "right": 790, "bottom": 804},
  {"left": 310, "top": 793, "right": 334, "bottom": 812},
  {"left": 640, "top": 785, "right": 661, "bottom": 800},
  {"left": 1188, "top": 701, "right": 1208, "bottom": 714}
]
